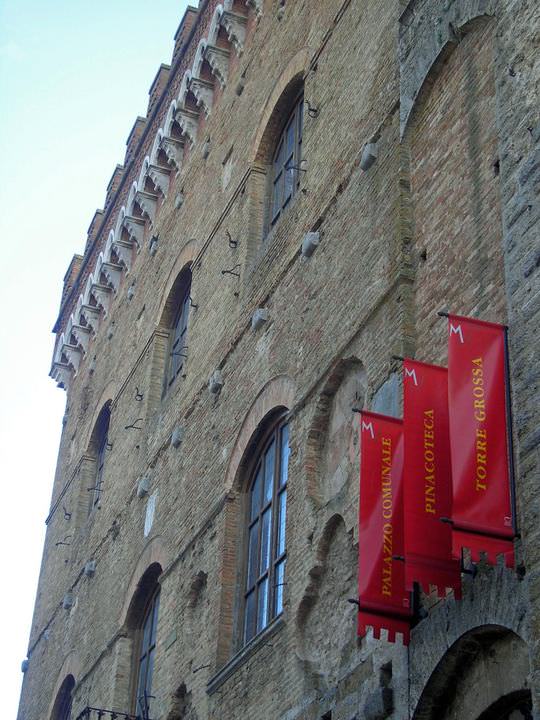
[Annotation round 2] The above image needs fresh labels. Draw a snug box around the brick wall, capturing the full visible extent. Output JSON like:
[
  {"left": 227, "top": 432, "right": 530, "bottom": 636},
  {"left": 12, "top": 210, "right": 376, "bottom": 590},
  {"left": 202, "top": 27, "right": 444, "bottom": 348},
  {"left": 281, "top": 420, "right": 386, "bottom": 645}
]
[{"left": 19, "top": 1, "right": 539, "bottom": 719}]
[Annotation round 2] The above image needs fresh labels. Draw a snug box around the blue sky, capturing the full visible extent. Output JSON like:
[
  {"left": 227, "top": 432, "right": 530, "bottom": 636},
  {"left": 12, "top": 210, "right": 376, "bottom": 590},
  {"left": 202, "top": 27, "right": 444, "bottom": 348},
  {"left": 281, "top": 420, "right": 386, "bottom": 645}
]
[{"left": 0, "top": 1, "right": 189, "bottom": 715}]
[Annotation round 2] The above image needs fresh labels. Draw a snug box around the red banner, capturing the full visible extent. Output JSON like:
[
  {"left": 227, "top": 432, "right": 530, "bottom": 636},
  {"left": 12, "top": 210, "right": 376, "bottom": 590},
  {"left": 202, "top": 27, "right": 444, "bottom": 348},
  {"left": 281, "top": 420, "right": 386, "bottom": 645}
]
[
  {"left": 358, "top": 412, "right": 411, "bottom": 644},
  {"left": 447, "top": 315, "right": 514, "bottom": 566},
  {"left": 403, "top": 360, "right": 461, "bottom": 598}
]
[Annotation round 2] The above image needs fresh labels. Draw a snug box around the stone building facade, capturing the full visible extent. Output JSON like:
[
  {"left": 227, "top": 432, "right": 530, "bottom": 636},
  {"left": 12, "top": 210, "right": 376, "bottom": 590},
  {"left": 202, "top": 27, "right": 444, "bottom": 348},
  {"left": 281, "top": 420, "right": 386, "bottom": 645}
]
[{"left": 18, "top": 1, "right": 539, "bottom": 719}]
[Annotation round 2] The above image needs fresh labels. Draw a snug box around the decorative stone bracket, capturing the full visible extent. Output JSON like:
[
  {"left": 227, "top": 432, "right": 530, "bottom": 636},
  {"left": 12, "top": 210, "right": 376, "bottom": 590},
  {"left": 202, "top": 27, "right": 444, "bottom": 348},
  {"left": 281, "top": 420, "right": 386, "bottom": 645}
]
[
  {"left": 112, "top": 237, "right": 135, "bottom": 271},
  {"left": 122, "top": 215, "right": 145, "bottom": 249},
  {"left": 80, "top": 304, "right": 102, "bottom": 334},
  {"left": 101, "top": 261, "right": 123, "bottom": 292},
  {"left": 175, "top": 107, "right": 199, "bottom": 145},
  {"left": 189, "top": 77, "right": 215, "bottom": 116},
  {"left": 220, "top": 11, "right": 247, "bottom": 55},
  {"left": 161, "top": 136, "right": 184, "bottom": 170},
  {"left": 204, "top": 45, "right": 230, "bottom": 88},
  {"left": 90, "top": 282, "right": 112, "bottom": 315},
  {"left": 135, "top": 189, "right": 158, "bottom": 222},
  {"left": 62, "top": 343, "right": 82, "bottom": 372},
  {"left": 148, "top": 163, "right": 171, "bottom": 196},
  {"left": 51, "top": 361, "right": 73, "bottom": 389},
  {"left": 71, "top": 324, "right": 91, "bottom": 353}
]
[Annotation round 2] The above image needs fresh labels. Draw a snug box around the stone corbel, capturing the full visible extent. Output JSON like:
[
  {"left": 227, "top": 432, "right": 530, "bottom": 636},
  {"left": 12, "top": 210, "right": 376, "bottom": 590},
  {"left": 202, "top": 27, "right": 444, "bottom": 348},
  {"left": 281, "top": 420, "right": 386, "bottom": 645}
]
[
  {"left": 90, "top": 282, "right": 112, "bottom": 315},
  {"left": 101, "top": 261, "right": 123, "bottom": 292},
  {"left": 113, "top": 237, "right": 135, "bottom": 270},
  {"left": 161, "top": 136, "right": 184, "bottom": 170},
  {"left": 246, "top": 0, "right": 262, "bottom": 15},
  {"left": 71, "top": 324, "right": 91, "bottom": 354},
  {"left": 123, "top": 215, "right": 145, "bottom": 248},
  {"left": 174, "top": 107, "right": 199, "bottom": 145},
  {"left": 148, "top": 164, "right": 171, "bottom": 196},
  {"left": 220, "top": 11, "right": 247, "bottom": 55},
  {"left": 51, "top": 361, "right": 72, "bottom": 389},
  {"left": 62, "top": 343, "right": 82, "bottom": 372},
  {"left": 189, "top": 77, "right": 215, "bottom": 116},
  {"left": 80, "top": 304, "right": 101, "bottom": 334},
  {"left": 204, "top": 45, "right": 230, "bottom": 88},
  {"left": 135, "top": 190, "right": 158, "bottom": 222}
]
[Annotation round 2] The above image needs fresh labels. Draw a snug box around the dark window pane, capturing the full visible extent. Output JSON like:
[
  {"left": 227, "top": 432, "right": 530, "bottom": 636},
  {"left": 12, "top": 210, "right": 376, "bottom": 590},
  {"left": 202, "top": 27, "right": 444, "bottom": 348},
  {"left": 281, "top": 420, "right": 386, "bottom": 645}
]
[
  {"left": 263, "top": 441, "right": 275, "bottom": 504},
  {"left": 141, "top": 612, "right": 152, "bottom": 656},
  {"left": 272, "top": 173, "right": 283, "bottom": 221},
  {"left": 136, "top": 589, "right": 159, "bottom": 715},
  {"left": 260, "top": 508, "right": 272, "bottom": 573},
  {"left": 269, "top": 94, "right": 304, "bottom": 228},
  {"left": 275, "top": 559, "right": 286, "bottom": 615},
  {"left": 145, "top": 648, "right": 155, "bottom": 705},
  {"left": 136, "top": 657, "right": 147, "bottom": 709},
  {"left": 247, "top": 521, "right": 259, "bottom": 588},
  {"left": 150, "top": 595, "right": 160, "bottom": 645},
  {"left": 280, "top": 424, "right": 289, "bottom": 487},
  {"left": 286, "top": 117, "right": 295, "bottom": 155},
  {"left": 284, "top": 153, "right": 294, "bottom": 202},
  {"left": 275, "top": 137, "right": 284, "bottom": 167},
  {"left": 257, "top": 577, "right": 269, "bottom": 632},
  {"left": 243, "top": 418, "right": 290, "bottom": 646},
  {"left": 250, "top": 467, "right": 262, "bottom": 519},
  {"left": 277, "top": 489, "right": 286, "bottom": 557},
  {"left": 167, "top": 275, "right": 192, "bottom": 387},
  {"left": 244, "top": 590, "right": 256, "bottom": 643}
]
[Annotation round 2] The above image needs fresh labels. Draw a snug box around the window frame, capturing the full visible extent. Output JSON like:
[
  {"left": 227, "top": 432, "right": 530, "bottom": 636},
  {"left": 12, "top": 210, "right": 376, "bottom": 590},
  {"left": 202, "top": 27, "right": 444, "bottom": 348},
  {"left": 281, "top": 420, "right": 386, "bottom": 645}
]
[
  {"left": 164, "top": 271, "right": 192, "bottom": 394},
  {"left": 132, "top": 587, "right": 160, "bottom": 719},
  {"left": 89, "top": 405, "right": 110, "bottom": 513},
  {"left": 269, "top": 91, "right": 304, "bottom": 230},
  {"left": 241, "top": 414, "right": 290, "bottom": 646},
  {"left": 55, "top": 676, "right": 74, "bottom": 720}
]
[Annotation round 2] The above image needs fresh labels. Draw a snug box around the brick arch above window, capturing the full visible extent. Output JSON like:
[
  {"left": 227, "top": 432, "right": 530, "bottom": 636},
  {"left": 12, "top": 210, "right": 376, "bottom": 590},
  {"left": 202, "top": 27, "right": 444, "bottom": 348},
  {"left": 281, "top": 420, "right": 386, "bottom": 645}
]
[
  {"left": 224, "top": 375, "right": 296, "bottom": 494},
  {"left": 156, "top": 239, "right": 197, "bottom": 329},
  {"left": 82, "top": 381, "right": 117, "bottom": 452},
  {"left": 118, "top": 536, "right": 170, "bottom": 631},
  {"left": 249, "top": 47, "right": 312, "bottom": 166},
  {"left": 46, "top": 652, "right": 81, "bottom": 720}
]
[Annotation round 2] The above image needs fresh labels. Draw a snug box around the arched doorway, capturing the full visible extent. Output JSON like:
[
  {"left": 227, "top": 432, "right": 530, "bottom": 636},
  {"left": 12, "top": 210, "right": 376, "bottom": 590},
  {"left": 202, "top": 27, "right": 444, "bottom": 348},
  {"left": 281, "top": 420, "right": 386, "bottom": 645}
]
[{"left": 412, "top": 626, "right": 531, "bottom": 720}]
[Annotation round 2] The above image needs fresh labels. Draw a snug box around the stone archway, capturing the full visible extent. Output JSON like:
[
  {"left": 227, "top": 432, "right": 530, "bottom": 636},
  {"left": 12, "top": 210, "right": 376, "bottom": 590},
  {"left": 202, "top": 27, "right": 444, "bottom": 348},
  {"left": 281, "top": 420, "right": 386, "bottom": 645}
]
[{"left": 412, "top": 625, "right": 531, "bottom": 720}]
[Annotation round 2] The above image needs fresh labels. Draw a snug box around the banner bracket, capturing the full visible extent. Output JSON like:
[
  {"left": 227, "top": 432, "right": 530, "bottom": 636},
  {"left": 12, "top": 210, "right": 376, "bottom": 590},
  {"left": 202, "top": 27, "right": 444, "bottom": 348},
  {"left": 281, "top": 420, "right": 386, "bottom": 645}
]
[{"left": 437, "top": 310, "right": 449, "bottom": 318}]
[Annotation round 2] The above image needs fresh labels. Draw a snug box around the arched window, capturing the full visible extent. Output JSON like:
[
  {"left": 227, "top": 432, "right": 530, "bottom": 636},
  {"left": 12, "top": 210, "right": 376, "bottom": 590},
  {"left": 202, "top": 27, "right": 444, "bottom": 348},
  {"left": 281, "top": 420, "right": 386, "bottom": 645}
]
[
  {"left": 52, "top": 675, "right": 75, "bottom": 720},
  {"left": 134, "top": 588, "right": 160, "bottom": 718},
  {"left": 89, "top": 403, "right": 111, "bottom": 512},
  {"left": 243, "top": 416, "right": 290, "bottom": 644},
  {"left": 269, "top": 91, "right": 304, "bottom": 228},
  {"left": 164, "top": 267, "right": 192, "bottom": 393}
]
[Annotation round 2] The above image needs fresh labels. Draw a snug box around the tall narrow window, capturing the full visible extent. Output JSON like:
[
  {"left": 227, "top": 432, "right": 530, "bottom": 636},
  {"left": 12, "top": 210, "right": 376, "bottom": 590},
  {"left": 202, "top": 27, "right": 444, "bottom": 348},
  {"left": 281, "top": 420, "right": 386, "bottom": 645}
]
[
  {"left": 243, "top": 418, "right": 290, "bottom": 644},
  {"left": 52, "top": 675, "right": 75, "bottom": 720},
  {"left": 89, "top": 404, "right": 110, "bottom": 512},
  {"left": 164, "top": 268, "right": 192, "bottom": 392},
  {"left": 270, "top": 93, "right": 303, "bottom": 227},
  {"left": 135, "top": 588, "right": 160, "bottom": 719}
]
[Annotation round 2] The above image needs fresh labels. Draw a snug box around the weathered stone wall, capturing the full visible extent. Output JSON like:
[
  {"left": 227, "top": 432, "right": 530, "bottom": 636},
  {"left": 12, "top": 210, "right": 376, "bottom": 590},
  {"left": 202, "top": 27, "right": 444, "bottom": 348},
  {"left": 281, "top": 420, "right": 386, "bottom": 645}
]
[{"left": 18, "top": 0, "right": 539, "bottom": 719}]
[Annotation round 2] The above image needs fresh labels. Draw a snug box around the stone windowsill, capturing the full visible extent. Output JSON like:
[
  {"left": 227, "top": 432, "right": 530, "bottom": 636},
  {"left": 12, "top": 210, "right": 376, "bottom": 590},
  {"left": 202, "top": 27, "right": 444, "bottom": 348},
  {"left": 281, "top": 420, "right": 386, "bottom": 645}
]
[{"left": 207, "top": 615, "right": 285, "bottom": 695}]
